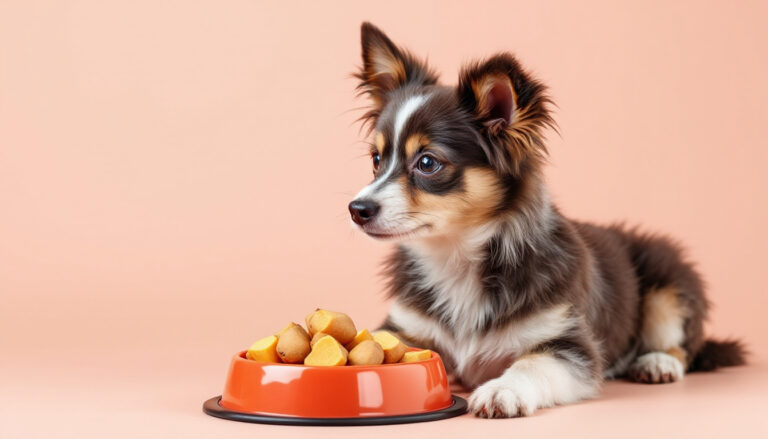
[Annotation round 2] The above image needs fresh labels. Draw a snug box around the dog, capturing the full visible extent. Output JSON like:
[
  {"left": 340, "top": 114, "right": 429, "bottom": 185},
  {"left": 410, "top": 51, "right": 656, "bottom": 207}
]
[{"left": 347, "top": 22, "right": 745, "bottom": 418}]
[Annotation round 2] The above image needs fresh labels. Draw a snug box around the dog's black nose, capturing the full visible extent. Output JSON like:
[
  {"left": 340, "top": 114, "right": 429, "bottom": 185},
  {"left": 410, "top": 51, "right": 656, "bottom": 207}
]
[{"left": 349, "top": 199, "right": 380, "bottom": 225}]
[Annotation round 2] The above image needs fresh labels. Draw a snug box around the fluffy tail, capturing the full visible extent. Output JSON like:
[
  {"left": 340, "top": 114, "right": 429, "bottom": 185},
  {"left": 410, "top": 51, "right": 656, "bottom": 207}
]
[{"left": 689, "top": 339, "right": 747, "bottom": 372}]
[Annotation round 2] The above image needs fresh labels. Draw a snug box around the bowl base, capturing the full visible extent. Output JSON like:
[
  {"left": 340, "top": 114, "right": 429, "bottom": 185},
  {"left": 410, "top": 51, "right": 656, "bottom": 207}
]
[{"left": 203, "top": 395, "right": 467, "bottom": 426}]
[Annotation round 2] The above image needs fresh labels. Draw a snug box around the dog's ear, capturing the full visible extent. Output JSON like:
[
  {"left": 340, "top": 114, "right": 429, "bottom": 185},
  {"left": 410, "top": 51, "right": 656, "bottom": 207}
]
[
  {"left": 458, "top": 53, "right": 555, "bottom": 175},
  {"left": 356, "top": 23, "right": 437, "bottom": 124}
]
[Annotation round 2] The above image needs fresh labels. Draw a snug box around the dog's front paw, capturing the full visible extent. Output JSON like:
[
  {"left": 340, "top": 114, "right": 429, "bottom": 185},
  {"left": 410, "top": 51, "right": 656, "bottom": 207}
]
[{"left": 468, "top": 376, "right": 540, "bottom": 418}]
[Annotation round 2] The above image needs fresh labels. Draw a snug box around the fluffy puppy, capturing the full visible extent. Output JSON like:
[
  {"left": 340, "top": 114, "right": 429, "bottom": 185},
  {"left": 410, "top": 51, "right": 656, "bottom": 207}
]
[{"left": 348, "top": 22, "right": 745, "bottom": 418}]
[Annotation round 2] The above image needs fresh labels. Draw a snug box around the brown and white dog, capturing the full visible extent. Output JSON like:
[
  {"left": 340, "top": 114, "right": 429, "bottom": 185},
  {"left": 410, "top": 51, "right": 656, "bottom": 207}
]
[{"left": 348, "top": 23, "right": 745, "bottom": 418}]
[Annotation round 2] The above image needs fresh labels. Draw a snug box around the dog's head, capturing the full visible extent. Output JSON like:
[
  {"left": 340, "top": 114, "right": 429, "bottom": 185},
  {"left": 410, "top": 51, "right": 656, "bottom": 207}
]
[{"left": 349, "top": 23, "right": 554, "bottom": 242}]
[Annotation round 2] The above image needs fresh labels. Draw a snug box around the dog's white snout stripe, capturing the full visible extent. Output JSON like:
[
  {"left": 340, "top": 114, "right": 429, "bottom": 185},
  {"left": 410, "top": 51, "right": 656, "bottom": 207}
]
[{"left": 354, "top": 94, "right": 429, "bottom": 202}]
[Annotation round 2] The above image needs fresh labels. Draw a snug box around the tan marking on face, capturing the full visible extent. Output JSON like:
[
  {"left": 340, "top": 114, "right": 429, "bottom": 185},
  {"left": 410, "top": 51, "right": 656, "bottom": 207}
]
[
  {"left": 404, "top": 134, "right": 429, "bottom": 158},
  {"left": 665, "top": 347, "right": 688, "bottom": 366},
  {"left": 641, "top": 286, "right": 690, "bottom": 351},
  {"left": 374, "top": 132, "right": 386, "bottom": 154},
  {"left": 407, "top": 167, "right": 503, "bottom": 230}
]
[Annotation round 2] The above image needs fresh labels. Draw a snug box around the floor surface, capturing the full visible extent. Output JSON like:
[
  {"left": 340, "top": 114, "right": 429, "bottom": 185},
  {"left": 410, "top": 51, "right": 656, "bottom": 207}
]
[{"left": 4, "top": 352, "right": 766, "bottom": 439}]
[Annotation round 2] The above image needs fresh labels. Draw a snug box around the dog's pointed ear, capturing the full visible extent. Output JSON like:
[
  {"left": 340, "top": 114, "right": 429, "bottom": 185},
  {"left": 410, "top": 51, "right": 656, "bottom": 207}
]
[
  {"left": 357, "top": 22, "right": 437, "bottom": 109},
  {"left": 458, "top": 54, "right": 555, "bottom": 175}
]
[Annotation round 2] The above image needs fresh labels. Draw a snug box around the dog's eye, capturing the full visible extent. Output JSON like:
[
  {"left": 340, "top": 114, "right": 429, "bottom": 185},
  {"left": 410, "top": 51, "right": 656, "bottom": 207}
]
[
  {"left": 416, "top": 155, "right": 441, "bottom": 175},
  {"left": 372, "top": 153, "right": 381, "bottom": 171}
]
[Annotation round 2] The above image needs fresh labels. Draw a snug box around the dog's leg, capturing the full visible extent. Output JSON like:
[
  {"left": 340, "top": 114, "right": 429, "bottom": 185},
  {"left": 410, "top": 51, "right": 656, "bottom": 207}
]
[
  {"left": 468, "top": 333, "right": 601, "bottom": 418},
  {"left": 627, "top": 286, "right": 690, "bottom": 384},
  {"left": 621, "top": 229, "right": 713, "bottom": 383}
]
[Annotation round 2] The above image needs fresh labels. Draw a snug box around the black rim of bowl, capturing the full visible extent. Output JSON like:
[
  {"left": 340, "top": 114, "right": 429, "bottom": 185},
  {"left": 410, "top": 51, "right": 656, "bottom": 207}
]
[{"left": 202, "top": 395, "right": 467, "bottom": 426}]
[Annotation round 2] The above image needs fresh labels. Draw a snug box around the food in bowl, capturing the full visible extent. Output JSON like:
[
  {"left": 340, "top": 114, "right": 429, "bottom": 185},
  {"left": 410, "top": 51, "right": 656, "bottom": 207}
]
[
  {"left": 373, "top": 330, "right": 408, "bottom": 363},
  {"left": 348, "top": 340, "right": 385, "bottom": 365},
  {"left": 304, "top": 334, "right": 349, "bottom": 366},
  {"left": 305, "top": 309, "right": 357, "bottom": 344},
  {"left": 245, "top": 335, "right": 280, "bottom": 362},
  {"left": 345, "top": 328, "right": 374, "bottom": 350},
  {"left": 275, "top": 323, "right": 311, "bottom": 364},
  {"left": 402, "top": 349, "right": 433, "bottom": 363},
  {"left": 245, "top": 309, "right": 430, "bottom": 366}
]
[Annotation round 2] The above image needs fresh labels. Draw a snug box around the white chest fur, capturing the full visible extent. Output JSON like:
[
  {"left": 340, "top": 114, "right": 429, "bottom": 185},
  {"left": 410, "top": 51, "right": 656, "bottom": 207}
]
[
  {"left": 402, "top": 229, "right": 498, "bottom": 337},
  {"left": 390, "top": 208, "right": 571, "bottom": 388}
]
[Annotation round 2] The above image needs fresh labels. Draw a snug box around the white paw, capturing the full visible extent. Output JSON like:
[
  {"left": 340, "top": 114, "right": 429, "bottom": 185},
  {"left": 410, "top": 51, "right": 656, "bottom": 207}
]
[
  {"left": 468, "top": 375, "right": 541, "bottom": 418},
  {"left": 628, "top": 352, "right": 685, "bottom": 384}
]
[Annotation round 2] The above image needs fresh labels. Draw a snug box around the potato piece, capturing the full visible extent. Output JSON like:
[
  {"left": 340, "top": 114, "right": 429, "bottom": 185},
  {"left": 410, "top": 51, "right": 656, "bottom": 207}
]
[
  {"left": 344, "top": 328, "right": 374, "bottom": 350},
  {"left": 348, "top": 340, "right": 384, "bottom": 366},
  {"left": 310, "top": 331, "right": 331, "bottom": 347},
  {"left": 306, "top": 309, "right": 357, "bottom": 344},
  {"left": 246, "top": 335, "right": 280, "bottom": 363},
  {"left": 277, "top": 322, "right": 309, "bottom": 338},
  {"left": 373, "top": 331, "right": 407, "bottom": 363},
  {"left": 400, "top": 349, "right": 432, "bottom": 363},
  {"left": 304, "top": 335, "right": 348, "bottom": 366},
  {"left": 304, "top": 309, "right": 318, "bottom": 333},
  {"left": 276, "top": 323, "right": 311, "bottom": 363}
]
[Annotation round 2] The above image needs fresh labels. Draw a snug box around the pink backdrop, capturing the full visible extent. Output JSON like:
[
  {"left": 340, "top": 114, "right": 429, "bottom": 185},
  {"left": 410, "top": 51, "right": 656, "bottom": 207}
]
[{"left": 2, "top": 1, "right": 767, "bottom": 437}]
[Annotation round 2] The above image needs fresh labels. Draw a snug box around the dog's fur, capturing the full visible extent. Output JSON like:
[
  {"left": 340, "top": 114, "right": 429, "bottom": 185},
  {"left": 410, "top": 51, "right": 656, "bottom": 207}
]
[{"left": 348, "top": 23, "right": 745, "bottom": 418}]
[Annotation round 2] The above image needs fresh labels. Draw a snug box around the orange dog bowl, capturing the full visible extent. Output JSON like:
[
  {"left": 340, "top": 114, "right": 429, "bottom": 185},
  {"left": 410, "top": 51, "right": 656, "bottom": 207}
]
[{"left": 203, "top": 350, "right": 467, "bottom": 426}]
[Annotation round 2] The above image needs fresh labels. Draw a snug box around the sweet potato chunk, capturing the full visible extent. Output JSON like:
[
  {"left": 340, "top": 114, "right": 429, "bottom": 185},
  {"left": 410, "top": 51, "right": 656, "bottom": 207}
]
[
  {"left": 304, "top": 335, "right": 348, "bottom": 366},
  {"left": 306, "top": 309, "right": 357, "bottom": 344},
  {"left": 401, "top": 349, "right": 432, "bottom": 363},
  {"left": 344, "top": 328, "right": 374, "bottom": 350},
  {"left": 348, "top": 340, "right": 384, "bottom": 365},
  {"left": 276, "top": 322, "right": 308, "bottom": 338},
  {"left": 245, "top": 311, "right": 434, "bottom": 367},
  {"left": 304, "top": 310, "right": 317, "bottom": 333},
  {"left": 246, "top": 335, "right": 280, "bottom": 363},
  {"left": 276, "top": 323, "right": 311, "bottom": 363},
  {"left": 373, "top": 331, "right": 407, "bottom": 363}
]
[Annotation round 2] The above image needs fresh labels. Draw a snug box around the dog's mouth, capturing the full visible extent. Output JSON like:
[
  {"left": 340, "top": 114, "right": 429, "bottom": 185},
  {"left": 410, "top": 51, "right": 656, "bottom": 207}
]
[{"left": 362, "top": 224, "right": 431, "bottom": 240}]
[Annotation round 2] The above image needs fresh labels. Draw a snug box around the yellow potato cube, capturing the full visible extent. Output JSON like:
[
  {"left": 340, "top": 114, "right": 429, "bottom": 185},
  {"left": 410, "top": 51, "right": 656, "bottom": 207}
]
[
  {"left": 400, "top": 349, "right": 432, "bottom": 363},
  {"left": 304, "top": 335, "right": 348, "bottom": 366},
  {"left": 345, "top": 328, "right": 374, "bottom": 350},
  {"left": 246, "top": 335, "right": 280, "bottom": 363},
  {"left": 306, "top": 309, "right": 357, "bottom": 344},
  {"left": 310, "top": 331, "right": 331, "bottom": 347},
  {"left": 373, "top": 331, "right": 407, "bottom": 363}
]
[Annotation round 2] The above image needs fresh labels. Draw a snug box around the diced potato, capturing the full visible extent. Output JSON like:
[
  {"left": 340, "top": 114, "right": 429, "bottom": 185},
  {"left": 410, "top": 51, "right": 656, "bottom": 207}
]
[
  {"left": 246, "top": 335, "right": 280, "bottom": 363},
  {"left": 276, "top": 323, "right": 311, "bottom": 363},
  {"left": 373, "top": 331, "right": 407, "bottom": 363},
  {"left": 304, "top": 309, "right": 318, "bottom": 333},
  {"left": 400, "top": 349, "right": 432, "bottom": 363},
  {"left": 276, "top": 322, "right": 309, "bottom": 338},
  {"left": 306, "top": 309, "right": 357, "bottom": 344},
  {"left": 348, "top": 340, "right": 385, "bottom": 365},
  {"left": 344, "top": 328, "right": 374, "bottom": 350},
  {"left": 304, "top": 335, "right": 348, "bottom": 366},
  {"left": 310, "top": 331, "right": 330, "bottom": 347},
  {"left": 245, "top": 311, "right": 434, "bottom": 367}
]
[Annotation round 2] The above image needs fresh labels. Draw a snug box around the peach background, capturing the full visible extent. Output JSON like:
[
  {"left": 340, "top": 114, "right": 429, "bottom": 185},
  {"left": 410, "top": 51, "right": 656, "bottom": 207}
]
[{"left": 1, "top": 1, "right": 767, "bottom": 437}]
